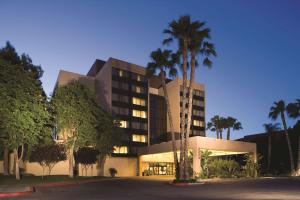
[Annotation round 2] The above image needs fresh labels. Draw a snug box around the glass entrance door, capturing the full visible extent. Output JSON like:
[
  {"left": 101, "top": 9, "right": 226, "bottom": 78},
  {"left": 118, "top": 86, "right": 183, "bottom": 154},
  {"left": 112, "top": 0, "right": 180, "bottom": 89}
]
[{"left": 148, "top": 162, "right": 174, "bottom": 175}]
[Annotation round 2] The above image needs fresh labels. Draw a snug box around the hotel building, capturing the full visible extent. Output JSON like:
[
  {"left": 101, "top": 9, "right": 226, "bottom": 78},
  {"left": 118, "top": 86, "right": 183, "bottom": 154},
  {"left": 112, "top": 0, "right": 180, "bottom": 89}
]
[{"left": 51, "top": 57, "right": 256, "bottom": 177}]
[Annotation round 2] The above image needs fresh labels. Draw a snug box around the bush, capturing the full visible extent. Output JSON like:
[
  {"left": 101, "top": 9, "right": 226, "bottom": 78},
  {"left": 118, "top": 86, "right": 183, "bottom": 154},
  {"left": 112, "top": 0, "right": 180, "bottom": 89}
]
[
  {"left": 208, "top": 159, "right": 240, "bottom": 178},
  {"left": 243, "top": 154, "right": 260, "bottom": 177},
  {"left": 109, "top": 168, "right": 117, "bottom": 177}
]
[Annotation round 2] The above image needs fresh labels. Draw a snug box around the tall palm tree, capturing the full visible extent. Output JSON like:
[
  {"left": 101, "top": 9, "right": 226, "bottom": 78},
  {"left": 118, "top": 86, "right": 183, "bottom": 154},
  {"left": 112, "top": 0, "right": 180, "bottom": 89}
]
[
  {"left": 146, "top": 48, "right": 180, "bottom": 179},
  {"left": 207, "top": 115, "right": 223, "bottom": 139},
  {"left": 263, "top": 123, "right": 281, "bottom": 173},
  {"left": 184, "top": 22, "right": 216, "bottom": 178},
  {"left": 223, "top": 117, "right": 243, "bottom": 140},
  {"left": 287, "top": 99, "right": 300, "bottom": 175},
  {"left": 163, "top": 15, "right": 195, "bottom": 180},
  {"left": 269, "top": 100, "right": 295, "bottom": 174}
]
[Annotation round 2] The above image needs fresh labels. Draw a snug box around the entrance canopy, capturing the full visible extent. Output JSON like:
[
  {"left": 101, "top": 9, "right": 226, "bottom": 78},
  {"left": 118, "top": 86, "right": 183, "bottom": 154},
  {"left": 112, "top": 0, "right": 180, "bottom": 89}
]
[{"left": 137, "top": 136, "right": 256, "bottom": 176}]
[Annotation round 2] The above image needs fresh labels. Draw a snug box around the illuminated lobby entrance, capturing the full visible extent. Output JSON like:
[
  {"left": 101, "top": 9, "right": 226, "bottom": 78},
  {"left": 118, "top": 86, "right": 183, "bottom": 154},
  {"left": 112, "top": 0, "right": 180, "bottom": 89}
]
[
  {"left": 146, "top": 162, "right": 174, "bottom": 175},
  {"left": 138, "top": 136, "right": 257, "bottom": 177}
]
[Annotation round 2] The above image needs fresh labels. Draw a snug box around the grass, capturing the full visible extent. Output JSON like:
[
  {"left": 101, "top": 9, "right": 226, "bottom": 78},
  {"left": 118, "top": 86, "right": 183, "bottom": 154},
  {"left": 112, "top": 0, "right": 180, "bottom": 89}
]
[{"left": 0, "top": 174, "right": 106, "bottom": 186}]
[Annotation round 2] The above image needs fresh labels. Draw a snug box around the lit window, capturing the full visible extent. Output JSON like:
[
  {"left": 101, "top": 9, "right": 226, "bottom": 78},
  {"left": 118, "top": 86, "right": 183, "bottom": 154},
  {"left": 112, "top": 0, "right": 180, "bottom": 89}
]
[
  {"left": 132, "top": 85, "right": 144, "bottom": 93},
  {"left": 119, "top": 120, "right": 128, "bottom": 128},
  {"left": 193, "top": 120, "right": 204, "bottom": 127},
  {"left": 132, "top": 97, "right": 146, "bottom": 106},
  {"left": 132, "top": 109, "right": 147, "bottom": 118},
  {"left": 137, "top": 75, "right": 141, "bottom": 81},
  {"left": 132, "top": 134, "right": 147, "bottom": 143},
  {"left": 113, "top": 146, "right": 128, "bottom": 154},
  {"left": 119, "top": 70, "right": 124, "bottom": 77}
]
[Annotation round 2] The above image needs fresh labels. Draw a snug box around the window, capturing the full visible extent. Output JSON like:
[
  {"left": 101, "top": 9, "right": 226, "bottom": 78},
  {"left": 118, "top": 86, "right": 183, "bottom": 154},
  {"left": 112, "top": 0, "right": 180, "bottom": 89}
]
[
  {"left": 112, "top": 80, "right": 119, "bottom": 88},
  {"left": 119, "top": 70, "right": 124, "bottom": 77},
  {"left": 193, "top": 120, "right": 204, "bottom": 127},
  {"left": 132, "top": 134, "right": 147, "bottom": 143},
  {"left": 131, "top": 122, "right": 148, "bottom": 130},
  {"left": 193, "top": 90, "right": 204, "bottom": 97},
  {"left": 192, "top": 130, "right": 205, "bottom": 136},
  {"left": 132, "top": 97, "right": 146, "bottom": 106},
  {"left": 132, "top": 85, "right": 145, "bottom": 93},
  {"left": 132, "top": 109, "right": 147, "bottom": 118},
  {"left": 119, "top": 120, "right": 128, "bottom": 128},
  {"left": 112, "top": 106, "right": 129, "bottom": 115},
  {"left": 192, "top": 110, "right": 204, "bottom": 117},
  {"left": 193, "top": 99, "right": 204, "bottom": 107},
  {"left": 113, "top": 146, "right": 128, "bottom": 154},
  {"left": 132, "top": 73, "right": 144, "bottom": 82}
]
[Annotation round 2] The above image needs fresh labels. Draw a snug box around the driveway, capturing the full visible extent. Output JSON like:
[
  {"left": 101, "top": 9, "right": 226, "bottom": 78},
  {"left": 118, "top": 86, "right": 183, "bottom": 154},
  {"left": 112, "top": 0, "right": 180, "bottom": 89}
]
[{"left": 13, "top": 177, "right": 300, "bottom": 200}]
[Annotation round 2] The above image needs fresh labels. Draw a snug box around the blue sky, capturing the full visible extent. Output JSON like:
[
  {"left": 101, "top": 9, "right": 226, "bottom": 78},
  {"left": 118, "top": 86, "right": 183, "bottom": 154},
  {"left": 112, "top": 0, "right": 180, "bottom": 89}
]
[{"left": 1, "top": 0, "right": 299, "bottom": 139}]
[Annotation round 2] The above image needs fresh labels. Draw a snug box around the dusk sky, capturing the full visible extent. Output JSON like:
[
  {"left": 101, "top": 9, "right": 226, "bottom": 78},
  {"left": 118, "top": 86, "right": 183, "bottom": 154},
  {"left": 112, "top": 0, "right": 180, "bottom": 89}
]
[{"left": 1, "top": 0, "right": 299, "bottom": 139}]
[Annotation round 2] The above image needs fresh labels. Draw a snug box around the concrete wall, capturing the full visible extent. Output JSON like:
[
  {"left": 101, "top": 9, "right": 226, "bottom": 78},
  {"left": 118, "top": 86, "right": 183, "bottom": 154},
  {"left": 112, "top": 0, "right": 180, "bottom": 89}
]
[
  {"left": 0, "top": 161, "right": 3, "bottom": 173},
  {"left": 1, "top": 155, "right": 137, "bottom": 177},
  {"left": 103, "top": 157, "right": 137, "bottom": 177}
]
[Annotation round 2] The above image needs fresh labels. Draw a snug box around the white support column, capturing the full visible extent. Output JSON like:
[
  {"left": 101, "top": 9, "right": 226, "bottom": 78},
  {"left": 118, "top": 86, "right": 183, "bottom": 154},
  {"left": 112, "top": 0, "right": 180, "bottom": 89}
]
[{"left": 192, "top": 147, "right": 201, "bottom": 177}]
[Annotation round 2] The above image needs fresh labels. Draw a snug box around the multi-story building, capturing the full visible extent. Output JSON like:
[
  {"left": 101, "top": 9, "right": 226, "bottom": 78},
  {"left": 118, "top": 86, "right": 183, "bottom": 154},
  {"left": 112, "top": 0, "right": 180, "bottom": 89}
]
[
  {"left": 55, "top": 57, "right": 256, "bottom": 177},
  {"left": 56, "top": 57, "right": 206, "bottom": 156}
]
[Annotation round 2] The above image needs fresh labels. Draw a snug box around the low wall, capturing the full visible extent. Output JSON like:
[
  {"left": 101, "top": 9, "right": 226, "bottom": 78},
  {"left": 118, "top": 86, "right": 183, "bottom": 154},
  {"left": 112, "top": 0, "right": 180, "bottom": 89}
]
[
  {"left": 1, "top": 155, "right": 138, "bottom": 177},
  {"left": 0, "top": 161, "right": 3, "bottom": 174},
  {"left": 24, "top": 160, "right": 69, "bottom": 176},
  {"left": 103, "top": 156, "right": 138, "bottom": 177}
]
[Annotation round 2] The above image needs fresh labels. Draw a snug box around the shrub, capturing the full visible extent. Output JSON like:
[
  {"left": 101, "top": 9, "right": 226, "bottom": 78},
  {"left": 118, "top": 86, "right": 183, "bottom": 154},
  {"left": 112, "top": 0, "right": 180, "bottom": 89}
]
[
  {"left": 200, "top": 150, "right": 212, "bottom": 178},
  {"left": 208, "top": 159, "right": 240, "bottom": 178},
  {"left": 243, "top": 154, "right": 261, "bottom": 177},
  {"left": 109, "top": 168, "right": 117, "bottom": 177}
]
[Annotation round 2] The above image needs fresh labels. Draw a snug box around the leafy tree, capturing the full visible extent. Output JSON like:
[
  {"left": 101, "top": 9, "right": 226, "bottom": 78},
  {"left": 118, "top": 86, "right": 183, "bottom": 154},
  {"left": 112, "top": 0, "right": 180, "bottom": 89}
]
[
  {"left": 269, "top": 100, "right": 295, "bottom": 174},
  {"left": 0, "top": 41, "right": 43, "bottom": 79},
  {"left": 0, "top": 59, "right": 51, "bottom": 180},
  {"left": 146, "top": 48, "right": 180, "bottom": 180},
  {"left": 75, "top": 147, "right": 99, "bottom": 176},
  {"left": 52, "top": 81, "right": 100, "bottom": 178},
  {"left": 95, "top": 112, "right": 122, "bottom": 176},
  {"left": 263, "top": 123, "right": 281, "bottom": 173},
  {"left": 30, "top": 144, "right": 66, "bottom": 178},
  {"left": 223, "top": 117, "right": 243, "bottom": 140}
]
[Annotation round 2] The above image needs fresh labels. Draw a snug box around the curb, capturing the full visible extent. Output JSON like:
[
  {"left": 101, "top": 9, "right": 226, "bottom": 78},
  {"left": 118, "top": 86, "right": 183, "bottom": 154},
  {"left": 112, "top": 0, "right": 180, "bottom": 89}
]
[
  {"left": 35, "top": 178, "right": 108, "bottom": 188},
  {"left": 169, "top": 181, "right": 205, "bottom": 186},
  {"left": 0, "top": 187, "right": 34, "bottom": 198}
]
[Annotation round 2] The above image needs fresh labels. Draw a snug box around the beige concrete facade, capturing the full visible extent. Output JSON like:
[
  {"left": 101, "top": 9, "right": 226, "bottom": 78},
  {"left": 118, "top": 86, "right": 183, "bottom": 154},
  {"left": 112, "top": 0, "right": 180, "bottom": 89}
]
[{"left": 0, "top": 156, "right": 137, "bottom": 177}]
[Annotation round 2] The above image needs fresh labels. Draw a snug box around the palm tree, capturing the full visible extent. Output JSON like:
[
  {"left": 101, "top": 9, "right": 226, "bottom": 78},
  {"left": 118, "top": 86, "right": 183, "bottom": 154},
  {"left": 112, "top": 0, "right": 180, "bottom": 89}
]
[
  {"left": 163, "top": 15, "right": 194, "bottom": 180},
  {"left": 263, "top": 123, "right": 281, "bottom": 173},
  {"left": 207, "top": 115, "right": 223, "bottom": 139},
  {"left": 223, "top": 117, "right": 243, "bottom": 140},
  {"left": 184, "top": 22, "right": 216, "bottom": 178},
  {"left": 147, "top": 48, "right": 180, "bottom": 179},
  {"left": 269, "top": 100, "right": 295, "bottom": 174},
  {"left": 287, "top": 99, "right": 300, "bottom": 175}
]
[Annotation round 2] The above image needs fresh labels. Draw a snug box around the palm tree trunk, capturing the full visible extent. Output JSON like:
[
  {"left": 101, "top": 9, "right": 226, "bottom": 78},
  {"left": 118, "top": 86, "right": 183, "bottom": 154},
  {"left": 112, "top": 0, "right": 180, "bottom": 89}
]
[
  {"left": 3, "top": 147, "right": 9, "bottom": 175},
  {"left": 159, "top": 68, "right": 179, "bottom": 180},
  {"left": 180, "top": 39, "right": 188, "bottom": 180},
  {"left": 227, "top": 128, "right": 230, "bottom": 140},
  {"left": 13, "top": 148, "right": 20, "bottom": 180},
  {"left": 267, "top": 133, "right": 272, "bottom": 173},
  {"left": 219, "top": 131, "right": 223, "bottom": 139},
  {"left": 184, "top": 50, "right": 196, "bottom": 179},
  {"left": 281, "top": 113, "right": 295, "bottom": 175}
]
